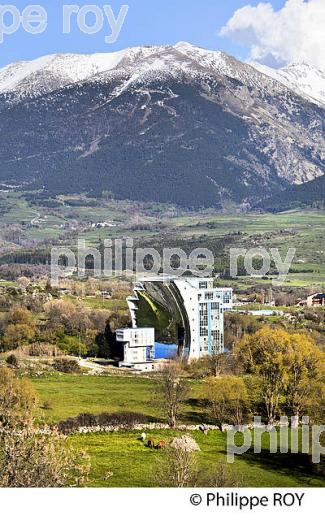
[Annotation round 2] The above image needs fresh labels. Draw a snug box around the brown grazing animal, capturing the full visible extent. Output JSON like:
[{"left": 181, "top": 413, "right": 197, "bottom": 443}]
[
  {"left": 156, "top": 440, "right": 167, "bottom": 450},
  {"left": 147, "top": 438, "right": 155, "bottom": 448}
]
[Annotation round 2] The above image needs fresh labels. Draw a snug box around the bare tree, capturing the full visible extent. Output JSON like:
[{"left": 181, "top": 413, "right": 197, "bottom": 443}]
[
  {"left": 208, "top": 353, "right": 227, "bottom": 377},
  {"left": 156, "top": 448, "right": 245, "bottom": 488},
  {"left": 0, "top": 426, "right": 90, "bottom": 488},
  {"left": 200, "top": 460, "right": 246, "bottom": 487},
  {"left": 155, "top": 362, "right": 188, "bottom": 428},
  {"left": 156, "top": 446, "right": 198, "bottom": 487},
  {"left": 0, "top": 368, "right": 90, "bottom": 487}
]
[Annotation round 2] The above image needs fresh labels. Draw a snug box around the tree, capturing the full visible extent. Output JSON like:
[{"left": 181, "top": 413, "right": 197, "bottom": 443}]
[
  {"left": 17, "top": 277, "right": 31, "bottom": 290},
  {"left": 83, "top": 329, "right": 100, "bottom": 357},
  {"left": 203, "top": 375, "right": 250, "bottom": 428},
  {"left": 200, "top": 460, "right": 246, "bottom": 487},
  {"left": 57, "top": 335, "right": 88, "bottom": 357},
  {"left": 224, "top": 313, "right": 261, "bottom": 348},
  {"left": 0, "top": 427, "right": 90, "bottom": 488},
  {"left": 0, "top": 367, "right": 37, "bottom": 429},
  {"left": 187, "top": 352, "right": 230, "bottom": 379},
  {"left": 156, "top": 446, "right": 198, "bottom": 487},
  {"left": 155, "top": 362, "right": 188, "bottom": 428},
  {"left": 66, "top": 309, "right": 92, "bottom": 337},
  {"left": 0, "top": 307, "right": 36, "bottom": 351},
  {"left": 94, "top": 332, "right": 109, "bottom": 358},
  {"left": 104, "top": 312, "right": 131, "bottom": 359},
  {"left": 44, "top": 300, "right": 76, "bottom": 332},
  {"left": 235, "top": 328, "right": 290, "bottom": 424},
  {"left": 102, "top": 190, "right": 115, "bottom": 201},
  {"left": 0, "top": 368, "right": 89, "bottom": 487},
  {"left": 2, "top": 323, "right": 36, "bottom": 351},
  {"left": 8, "top": 307, "right": 34, "bottom": 326},
  {"left": 285, "top": 333, "right": 325, "bottom": 422},
  {"left": 156, "top": 447, "right": 245, "bottom": 487},
  {"left": 45, "top": 301, "right": 110, "bottom": 355},
  {"left": 235, "top": 327, "right": 325, "bottom": 424},
  {"left": 207, "top": 352, "right": 229, "bottom": 377}
]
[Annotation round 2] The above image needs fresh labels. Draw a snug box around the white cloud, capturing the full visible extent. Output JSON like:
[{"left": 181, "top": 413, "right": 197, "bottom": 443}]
[{"left": 220, "top": 0, "right": 325, "bottom": 70}]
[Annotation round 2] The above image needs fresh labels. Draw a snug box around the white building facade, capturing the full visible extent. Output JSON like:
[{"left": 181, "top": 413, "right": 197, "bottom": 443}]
[
  {"left": 172, "top": 278, "right": 233, "bottom": 359},
  {"left": 116, "top": 327, "right": 157, "bottom": 371}
]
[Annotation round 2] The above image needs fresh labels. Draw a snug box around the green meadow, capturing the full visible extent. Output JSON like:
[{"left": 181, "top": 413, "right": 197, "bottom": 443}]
[
  {"left": 30, "top": 374, "right": 325, "bottom": 488},
  {"left": 31, "top": 374, "right": 204, "bottom": 424},
  {"left": 69, "top": 430, "right": 324, "bottom": 488}
]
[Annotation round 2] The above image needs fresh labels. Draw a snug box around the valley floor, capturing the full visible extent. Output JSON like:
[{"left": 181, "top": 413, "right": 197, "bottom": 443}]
[{"left": 1, "top": 191, "right": 325, "bottom": 289}]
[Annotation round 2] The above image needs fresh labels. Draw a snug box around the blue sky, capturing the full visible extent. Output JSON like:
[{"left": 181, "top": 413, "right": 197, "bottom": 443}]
[{"left": 0, "top": 0, "right": 287, "bottom": 67}]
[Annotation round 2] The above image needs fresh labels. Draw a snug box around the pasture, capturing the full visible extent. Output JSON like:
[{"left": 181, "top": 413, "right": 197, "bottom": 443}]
[
  {"left": 69, "top": 430, "right": 325, "bottom": 488},
  {"left": 31, "top": 373, "right": 205, "bottom": 424},
  {"left": 30, "top": 374, "right": 325, "bottom": 488}
]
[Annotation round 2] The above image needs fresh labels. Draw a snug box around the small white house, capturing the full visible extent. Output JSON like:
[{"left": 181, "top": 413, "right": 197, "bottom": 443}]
[
  {"left": 116, "top": 327, "right": 158, "bottom": 371},
  {"left": 307, "top": 293, "right": 325, "bottom": 307}
]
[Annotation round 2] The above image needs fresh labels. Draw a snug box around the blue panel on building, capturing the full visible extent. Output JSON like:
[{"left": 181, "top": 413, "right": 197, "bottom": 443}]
[{"left": 154, "top": 342, "right": 178, "bottom": 359}]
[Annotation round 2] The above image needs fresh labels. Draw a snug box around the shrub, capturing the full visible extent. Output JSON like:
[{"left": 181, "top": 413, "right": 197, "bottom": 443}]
[
  {"left": 28, "top": 343, "right": 62, "bottom": 357},
  {"left": 6, "top": 354, "right": 19, "bottom": 368},
  {"left": 53, "top": 358, "right": 81, "bottom": 374},
  {"left": 57, "top": 335, "right": 88, "bottom": 357},
  {"left": 57, "top": 411, "right": 148, "bottom": 433},
  {"left": 41, "top": 400, "right": 53, "bottom": 410},
  {"left": 2, "top": 323, "right": 36, "bottom": 350}
]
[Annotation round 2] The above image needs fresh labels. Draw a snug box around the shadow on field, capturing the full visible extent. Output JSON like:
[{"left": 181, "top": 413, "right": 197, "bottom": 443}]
[
  {"left": 182, "top": 398, "right": 212, "bottom": 424},
  {"left": 240, "top": 448, "right": 325, "bottom": 484}
]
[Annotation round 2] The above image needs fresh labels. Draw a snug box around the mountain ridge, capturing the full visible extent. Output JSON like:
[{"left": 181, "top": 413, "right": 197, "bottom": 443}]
[
  {"left": 3, "top": 42, "right": 324, "bottom": 104},
  {"left": 250, "top": 61, "right": 325, "bottom": 107},
  {"left": 0, "top": 43, "right": 324, "bottom": 209}
]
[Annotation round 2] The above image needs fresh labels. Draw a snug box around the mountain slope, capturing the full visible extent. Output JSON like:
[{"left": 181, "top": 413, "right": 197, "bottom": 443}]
[
  {"left": 0, "top": 51, "right": 127, "bottom": 102},
  {"left": 260, "top": 174, "right": 325, "bottom": 211},
  {"left": 0, "top": 43, "right": 324, "bottom": 208},
  {"left": 251, "top": 62, "right": 325, "bottom": 107}
]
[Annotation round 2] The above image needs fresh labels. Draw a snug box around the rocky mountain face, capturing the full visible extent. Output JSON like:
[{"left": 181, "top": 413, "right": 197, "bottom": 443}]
[
  {"left": 251, "top": 62, "right": 325, "bottom": 108},
  {"left": 0, "top": 43, "right": 324, "bottom": 208}
]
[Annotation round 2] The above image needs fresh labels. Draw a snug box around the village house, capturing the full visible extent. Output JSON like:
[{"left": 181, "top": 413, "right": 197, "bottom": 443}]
[{"left": 306, "top": 293, "right": 325, "bottom": 307}]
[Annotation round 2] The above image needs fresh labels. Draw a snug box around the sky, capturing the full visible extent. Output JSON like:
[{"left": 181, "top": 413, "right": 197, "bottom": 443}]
[{"left": 0, "top": 0, "right": 324, "bottom": 70}]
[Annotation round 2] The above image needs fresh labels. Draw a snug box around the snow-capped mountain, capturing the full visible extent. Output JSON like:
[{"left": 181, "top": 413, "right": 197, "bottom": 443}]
[
  {"left": 0, "top": 42, "right": 287, "bottom": 102},
  {"left": 2, "top": 43, "right": 323, "bottom": 105},
  {"left": 251, "top": 62, "right": 325, "bottom": 107},
  {"left": 0, "top": 51, "right": 126, "bottom": 101},
  {"left": 0, "top": 43, "right": 324, "bottom": 208}
]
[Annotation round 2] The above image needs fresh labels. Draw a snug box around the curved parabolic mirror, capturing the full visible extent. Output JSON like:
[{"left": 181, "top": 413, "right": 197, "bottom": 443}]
[{"left": 129, "top": 279, "right": 191, "bottom": 359}]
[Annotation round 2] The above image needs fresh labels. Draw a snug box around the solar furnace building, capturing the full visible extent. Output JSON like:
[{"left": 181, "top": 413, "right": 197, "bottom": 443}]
[{"left": 127, "top": 277, "right": 233, "bottom": 361}]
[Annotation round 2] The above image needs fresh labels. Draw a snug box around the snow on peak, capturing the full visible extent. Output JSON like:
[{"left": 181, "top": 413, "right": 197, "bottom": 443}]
[
  {"left": 1, "top": 43, "right": 324, "bottom": 106},
  {"left": 0, "top": 51, "right": 127, "bottom": 99},
  {"left": 250, "top": 61, "right": 325, "bottom": 107}
]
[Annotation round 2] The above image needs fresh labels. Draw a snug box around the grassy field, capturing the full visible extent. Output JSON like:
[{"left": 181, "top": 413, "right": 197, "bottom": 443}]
[
  {"left": 30, "top": 374, "right": 325, "bottom": 488},
  {"left": 63, "top": 295, "right": 128, "bottom": 311},
  {"left": 69, "top": 429, "right": 324, "bottom": 488},
  {"left": 31, "top": 374, "right": 205, "bottom": 424}
]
